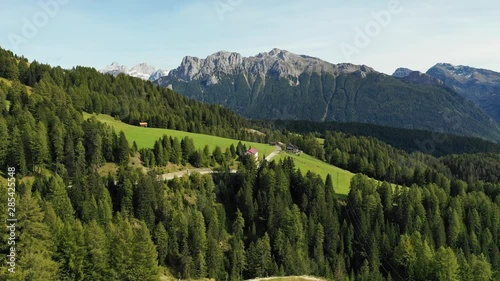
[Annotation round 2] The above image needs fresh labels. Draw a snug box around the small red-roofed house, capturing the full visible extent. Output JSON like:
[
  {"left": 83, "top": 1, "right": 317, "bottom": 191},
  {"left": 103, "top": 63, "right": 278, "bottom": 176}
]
[{"left": 245, "top": 148, "right": 259, "bottom": 161}]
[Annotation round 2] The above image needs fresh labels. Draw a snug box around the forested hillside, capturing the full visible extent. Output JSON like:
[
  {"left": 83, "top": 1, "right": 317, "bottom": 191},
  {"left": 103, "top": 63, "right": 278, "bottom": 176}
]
[
  {"left": 257, "top": 119, "right": 500, "bottom": 157},
  {"left": 157, "top": 51, "right": 500, "bottom": 142},
  {"left": 0, "top": 48, "right": 262, "bottom": 142},
  {"left": 1, "top": 47, "right": 500, "bottom": 280}
]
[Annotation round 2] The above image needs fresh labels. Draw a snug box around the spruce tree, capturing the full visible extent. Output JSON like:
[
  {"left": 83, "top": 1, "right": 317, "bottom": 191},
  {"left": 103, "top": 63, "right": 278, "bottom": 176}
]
[
  {"left": 153, "top": 222, "right": 169, "bottom": 266},
  {"left": 128, "top": 220, "right": 160, "bottom": 281}
]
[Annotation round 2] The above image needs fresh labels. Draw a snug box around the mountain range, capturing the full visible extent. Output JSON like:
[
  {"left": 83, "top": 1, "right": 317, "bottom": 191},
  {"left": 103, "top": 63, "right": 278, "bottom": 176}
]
[
  {"left": 426, "top": 64, "right": 500, "bottom": 122},
  {"left": 392, "top": 64, "right": 500, "bottom": 123},
  {"left": 151, "top": 49, "right": 500, "bottom": 142},
  {"left": 100, "top": 62, "right": 168, "bottom": 81}
]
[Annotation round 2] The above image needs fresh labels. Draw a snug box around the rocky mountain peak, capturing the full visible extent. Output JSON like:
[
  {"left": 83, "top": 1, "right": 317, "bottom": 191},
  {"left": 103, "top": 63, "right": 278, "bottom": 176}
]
[
  {"left": 392, "top": 67, "right": 413, "bottom": 78},
  {"left": 100, "top": 62, "right": 129, "bottom": 76},
  {"left": 426, "top": 63, "right": 500, "bottom": 121},
  {"left": 101, "top": 62, "right": 157, "bottom": 80},
  {"left": 149, "top": 69, "right": 170, "bottom": 82},
  {"left": 168, "top": 49, "right": 375, "bottom": 85},
  {"left": 401, "top": 71, "right": 444, "bottom": 86}
]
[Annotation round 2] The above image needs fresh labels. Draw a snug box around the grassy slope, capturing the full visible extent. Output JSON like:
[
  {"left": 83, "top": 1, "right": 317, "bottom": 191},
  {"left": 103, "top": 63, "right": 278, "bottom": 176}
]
[
  {"left": 275, "top": 153, "right": 354, "bottom": 195},
  {"left": 83, "top": 113, "right": 373, "bottom": 195},
  {"left": 83, "top": 113, "right": 277, "bottom": 157}
]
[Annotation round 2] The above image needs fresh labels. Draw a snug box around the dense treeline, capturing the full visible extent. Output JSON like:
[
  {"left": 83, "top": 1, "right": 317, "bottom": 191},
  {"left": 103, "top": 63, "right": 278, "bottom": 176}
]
[
  {"left": 3, "top": 156, "right": 499, "bottom": 280},
  {"left": 256, "top": 119, "right": 500, "bottom": 157},
  {"left": 139, "top": 135, "right": 251, "bottom": 168},
  {"left": 323, "top": 131, "right": 452, "bottom": 187},
  {"left": 323, "top": 131, "right": 500, "bottom": 200},
  {"left": 441, "top": 153, "right": 500, "bottom": 184}
]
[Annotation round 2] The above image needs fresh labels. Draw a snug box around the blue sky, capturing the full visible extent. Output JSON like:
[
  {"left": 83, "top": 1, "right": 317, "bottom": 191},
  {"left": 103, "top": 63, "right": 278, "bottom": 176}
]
[{"left": 1, "top": 0, "right": 499, "bottom": 74}]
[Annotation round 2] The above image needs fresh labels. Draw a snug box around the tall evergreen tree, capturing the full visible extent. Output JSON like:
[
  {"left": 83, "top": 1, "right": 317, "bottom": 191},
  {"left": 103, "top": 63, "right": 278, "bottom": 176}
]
[
  {"left": 231, "top": 209, "right": 246, "bottom": 281},
  {"left": 128, "top": 220, "right": 159, "bottom": 281}
]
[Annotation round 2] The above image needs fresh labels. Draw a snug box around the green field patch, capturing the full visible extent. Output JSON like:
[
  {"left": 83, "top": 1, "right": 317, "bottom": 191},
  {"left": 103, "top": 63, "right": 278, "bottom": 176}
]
[
  {"left": 83, "top": 113, "right": 276, "bottom": 157},
  {"left": 274, "top": 153, "right": 354, "bottom": 195}
]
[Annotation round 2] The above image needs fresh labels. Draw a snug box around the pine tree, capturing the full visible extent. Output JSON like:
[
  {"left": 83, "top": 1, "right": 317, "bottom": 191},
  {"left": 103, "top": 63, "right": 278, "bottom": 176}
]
[
  {"left": 432, "top": 247, "right": 460, "bottom": 281},
  {"left": 57, "top": 220, "right": 86, "bottom": 281},
  {"left": 248, "top": 233, "right": 273, "bottom": 278},
  {"left": 313, "top": 223, "right": 325, "bottom": 275},
  {"left": 206, "top": 212, "right": 225, "bottom": 280},
  {"left": 170, "top": 137, "right": 182, "bottom": 164},
  {"left": 0, "top": 118, "right": 8, "bottom": 169},
  {"left": 109, "top": 214, "right": 133, "bottom": 280},
  {"left": 188, "top": 210, "right": 207, "bottom": 278},
  {"left": 468, "top": 254, "right": 493, "bottom": 281},
  {"left": 9, "top": 126, "right": 27, "bottom": 175},
  {"left": 128, "top": 220, "right": 160, "bottom": 281},
  {"left": 231, "top": 209, "right": 246, "bottom": 281},
  {"left": 116, "top": 131, "right": 130, "bottom": 164},
  {"left": 51, "top": 120, "right": 66, "bottom": 173},
  {"left": 153, "top": 222, "right": 169, "bottom": 266},
  {"left": 213, "top": 146, "right": 224, "bottom": 165},
  {"left": 83, "top": 221, "right": 111, "bottom": 281},
  {"left": 15, "top": 190, "right": 60, "bottom": 279},
  {"left": 181, "top": 136, "right": 195, "bottom": 163}
]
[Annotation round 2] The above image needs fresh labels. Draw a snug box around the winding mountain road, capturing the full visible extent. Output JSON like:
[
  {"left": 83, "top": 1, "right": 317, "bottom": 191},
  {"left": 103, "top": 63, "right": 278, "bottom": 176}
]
[{"left": 158, "top": 145, "right": 281, "bottom": 181}]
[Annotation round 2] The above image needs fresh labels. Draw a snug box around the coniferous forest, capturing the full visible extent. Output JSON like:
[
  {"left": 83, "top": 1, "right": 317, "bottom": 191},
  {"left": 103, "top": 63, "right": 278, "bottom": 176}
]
[{"left": 1, "top": 47, "right": 500, "bottom": 281}]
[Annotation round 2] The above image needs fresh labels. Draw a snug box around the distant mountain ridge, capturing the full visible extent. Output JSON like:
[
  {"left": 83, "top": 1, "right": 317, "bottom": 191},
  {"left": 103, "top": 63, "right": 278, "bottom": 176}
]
[
  {"left": 392, "top": 67, "right": 413, "bottom": 78},
  {"left": 154, "top": 49, "right": 500, "bottom": 142},
  {"left": 165, "top": 48, "right": 374, "bottom": 86},
  {"left": 100, "top": 62, "right": 168, "bottom": 81},
  {"left": 426, "top": 63, "right": 500, "bottom": 122},
  {"left": 392, "top": 68, "right": 444, "bottom": 86}
]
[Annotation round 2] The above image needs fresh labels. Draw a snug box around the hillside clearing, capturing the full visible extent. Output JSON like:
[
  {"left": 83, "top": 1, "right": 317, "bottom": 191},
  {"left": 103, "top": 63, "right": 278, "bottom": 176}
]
[
  {"left": 84, "top": 113, "right": 361, "bottom": 194},
  {"left": 83, "top": 112, "right": 276, "bottom": 156},
  {"left": 274, "top": 153, "right": 354, "bottom": 195}
]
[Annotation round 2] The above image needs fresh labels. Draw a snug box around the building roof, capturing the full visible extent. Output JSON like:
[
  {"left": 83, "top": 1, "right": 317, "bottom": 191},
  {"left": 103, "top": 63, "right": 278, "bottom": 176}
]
[{"left": 247, "top": 148, "right": 259, "bottom": 155}]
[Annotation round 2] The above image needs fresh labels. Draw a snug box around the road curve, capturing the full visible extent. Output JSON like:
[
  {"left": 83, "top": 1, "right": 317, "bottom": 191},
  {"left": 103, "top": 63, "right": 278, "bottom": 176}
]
[{"left": 158, "top": 146, "right": 281, "bottom": 181}]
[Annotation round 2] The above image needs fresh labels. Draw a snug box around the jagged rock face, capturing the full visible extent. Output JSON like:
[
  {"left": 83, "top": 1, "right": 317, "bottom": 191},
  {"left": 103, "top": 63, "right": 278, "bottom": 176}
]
[
  {"left": 128, "top": 63, "right": 156, "bottom": 80},
  {"left": 148, "top": 69, "right": 170, "bottom": 82},
  {"left": 392, "top": 67, "right": 413, "bottom": 78},
  {"left": 100, "top": 62, "right": 129, "bottom": 77},
  {"left": 402, "top": 71, "right": 443, "bottom": 86},
  {"left": 154, "top": 50, "right": 500, "bottom": 142},
  {"left": 427, "top": 63, "right": 500, "bottom": 122},
  {"left": 167, "top": 48, "right": 375, "bottom": 85},
  {"left": 100, "top": 62, "right": 157, "bottom": 81}
]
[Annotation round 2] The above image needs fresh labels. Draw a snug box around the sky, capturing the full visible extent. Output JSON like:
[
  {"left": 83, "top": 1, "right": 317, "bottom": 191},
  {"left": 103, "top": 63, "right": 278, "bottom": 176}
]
[{"left": 1, "top": 0, "right": 499, "bottom": 75}]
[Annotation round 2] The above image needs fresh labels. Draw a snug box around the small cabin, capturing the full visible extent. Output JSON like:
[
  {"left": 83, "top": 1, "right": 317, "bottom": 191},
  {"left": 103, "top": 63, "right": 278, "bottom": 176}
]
[
  {"left": 245, "top": 148, "right": 259, "bottom": 161},
  {"left": 286, "top": 144, "right": 302, "bottom": 155},
  {"left": 139, "top": 122, "right": 148, "bottom": 127}
]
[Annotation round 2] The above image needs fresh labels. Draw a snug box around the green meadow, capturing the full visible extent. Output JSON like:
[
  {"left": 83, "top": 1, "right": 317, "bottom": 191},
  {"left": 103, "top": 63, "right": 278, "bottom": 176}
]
[
  {"left": 83, "top": 113, "right": 364, "bottom": 195},
  {"left": 275, "top": 153, "right": 354, "bottom": 195},
  {"left": 83, "top": 113, "right": 277, "bottom": 156}
]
